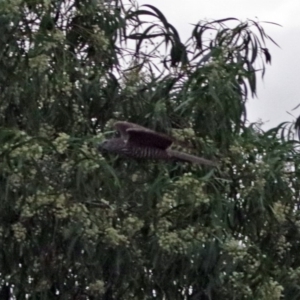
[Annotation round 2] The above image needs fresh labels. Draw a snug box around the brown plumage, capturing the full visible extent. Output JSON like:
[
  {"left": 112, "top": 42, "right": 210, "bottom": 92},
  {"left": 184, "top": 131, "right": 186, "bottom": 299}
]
[{"left": 98, "top": 121, "right": 217, "bottom": 167}]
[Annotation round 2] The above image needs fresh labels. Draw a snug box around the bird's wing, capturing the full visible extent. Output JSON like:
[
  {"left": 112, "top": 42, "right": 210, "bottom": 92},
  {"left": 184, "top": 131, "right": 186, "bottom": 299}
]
[
  {"left": 114, "top": 121, "right": 145, "bottom": 139},
  {"left": 126, "top": 128, "right": 173, "bottom": 149}
]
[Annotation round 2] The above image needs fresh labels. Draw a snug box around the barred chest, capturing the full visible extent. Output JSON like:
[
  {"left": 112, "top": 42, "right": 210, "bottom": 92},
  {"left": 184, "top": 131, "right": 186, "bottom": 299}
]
[{"left": 121, "top": 144, "right": 170, "bottom": 160}]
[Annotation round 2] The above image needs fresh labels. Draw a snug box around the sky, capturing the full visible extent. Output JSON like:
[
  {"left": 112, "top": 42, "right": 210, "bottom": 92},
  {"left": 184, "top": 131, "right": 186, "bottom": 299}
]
[{"left": 136, "top": 0, "right": 300, "bottom": 130}]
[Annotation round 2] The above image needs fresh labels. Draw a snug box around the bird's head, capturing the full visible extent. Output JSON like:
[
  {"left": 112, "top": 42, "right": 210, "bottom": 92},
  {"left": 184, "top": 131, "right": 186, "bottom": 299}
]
[{"left": 98, "top": 138, "right": 126, "bottom": 153}]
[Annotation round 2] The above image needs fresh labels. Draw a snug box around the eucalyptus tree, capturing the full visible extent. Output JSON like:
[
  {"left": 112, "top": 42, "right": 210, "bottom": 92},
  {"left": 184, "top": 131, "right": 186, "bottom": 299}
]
[{"left": 1, "top": 1, "right": 299, "bottom": 299}]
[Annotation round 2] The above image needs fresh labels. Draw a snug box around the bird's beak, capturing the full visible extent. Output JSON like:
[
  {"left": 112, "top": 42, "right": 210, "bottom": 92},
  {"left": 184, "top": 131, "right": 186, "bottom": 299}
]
[{"left": 97, "top": 140, "right": 107, "bottom": 152}]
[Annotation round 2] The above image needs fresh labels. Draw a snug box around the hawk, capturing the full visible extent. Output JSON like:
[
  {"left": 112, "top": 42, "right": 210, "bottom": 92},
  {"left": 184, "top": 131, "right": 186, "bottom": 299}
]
[{"left": 98, "top": 121, "right": 217, "bottom": 167}]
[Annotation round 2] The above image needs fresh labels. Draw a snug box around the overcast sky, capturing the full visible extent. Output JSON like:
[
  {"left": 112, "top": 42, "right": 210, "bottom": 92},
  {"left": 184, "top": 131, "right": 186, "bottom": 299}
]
[{"left": 137, "top": 0, "right": 300, "bottom": 130}]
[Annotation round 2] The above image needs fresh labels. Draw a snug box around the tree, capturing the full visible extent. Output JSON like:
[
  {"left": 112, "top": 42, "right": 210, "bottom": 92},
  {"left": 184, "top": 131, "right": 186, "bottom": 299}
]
[{"left": 0, "top": 0, "right": 299, "bottom": 299}]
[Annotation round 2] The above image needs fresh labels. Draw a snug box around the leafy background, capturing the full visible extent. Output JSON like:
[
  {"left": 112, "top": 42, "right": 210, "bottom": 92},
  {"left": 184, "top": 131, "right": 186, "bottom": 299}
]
[{"left": 0, "top": 0, "right": 299, "bottom": 299}]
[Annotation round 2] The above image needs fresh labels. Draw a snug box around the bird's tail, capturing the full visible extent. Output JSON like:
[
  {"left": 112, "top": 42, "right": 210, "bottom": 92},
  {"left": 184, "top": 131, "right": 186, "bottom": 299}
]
[{"left": 169, "top": 150, "right": 218, "bottom": 167}]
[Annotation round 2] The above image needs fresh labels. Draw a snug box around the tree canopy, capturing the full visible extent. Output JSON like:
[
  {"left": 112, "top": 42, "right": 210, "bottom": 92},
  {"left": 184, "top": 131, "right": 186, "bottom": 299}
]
[{"left": 0, "top": 0, "right": 299, "bottom": 299}]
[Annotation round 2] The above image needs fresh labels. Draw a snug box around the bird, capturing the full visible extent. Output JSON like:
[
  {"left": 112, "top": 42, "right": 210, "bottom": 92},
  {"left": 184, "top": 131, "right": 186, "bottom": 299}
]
[{"left": 98, "top": 121, "right": 217, "bottom": 167}]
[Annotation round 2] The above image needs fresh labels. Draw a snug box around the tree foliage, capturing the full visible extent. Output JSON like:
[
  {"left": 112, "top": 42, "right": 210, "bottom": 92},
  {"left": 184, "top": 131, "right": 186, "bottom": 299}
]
[{"left": 0, "top": 0, "right": 299, "bottom": 299}]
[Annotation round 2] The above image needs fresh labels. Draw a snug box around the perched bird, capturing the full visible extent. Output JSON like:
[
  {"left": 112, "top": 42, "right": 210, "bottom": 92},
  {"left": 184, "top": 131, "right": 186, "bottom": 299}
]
[{"left": 98, "top": 121, "right": 217, "bottom": 167}]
